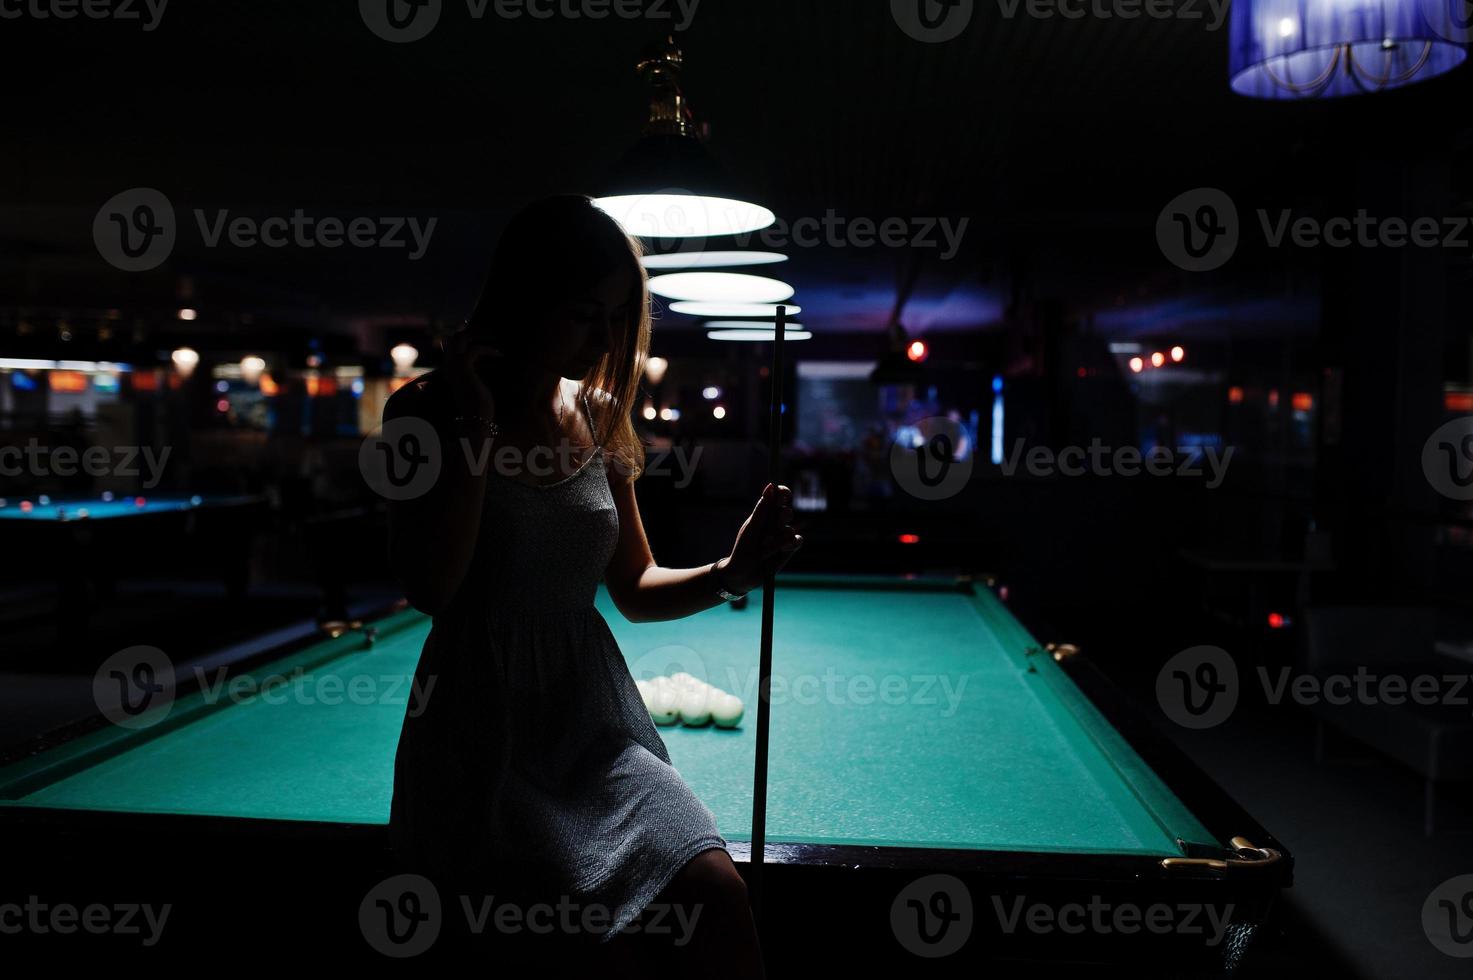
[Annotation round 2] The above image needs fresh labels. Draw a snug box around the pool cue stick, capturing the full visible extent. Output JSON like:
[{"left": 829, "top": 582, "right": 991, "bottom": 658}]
[{"left": 748, "top": 305, "right": 786, "bottom": 920}]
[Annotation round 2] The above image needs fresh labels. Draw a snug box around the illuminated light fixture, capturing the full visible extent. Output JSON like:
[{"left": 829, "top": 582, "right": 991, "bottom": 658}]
[
  {"left": 49, "top": 371, "right": 88, "bottom": 393},
  {"left": 177, "top": 308, "right": 198, "bottom": 321},
  {"left": 706, "top": 325, "right": 812, "bottom": 342},
  {"left": 669, "top": 301, "right": 801, "bottom": 318},
  {"left": 597, "top": 194, "right": 775, "bottom": 239},
  {"left": 642, "top": 251, "right": 787, "bottom": 269},
  {"left": 0, "top": 358, "right": 134, "bottom": 373},
  {"left": 1129, "top": 356, "right": 1146, "bottom": 373},
  {"left": 1151, "top": 351, "right": 1167, "bottom": 368},
  {"left": 1228, "top": 385, "right": 1245, "bottom": 403},
  {"left": 644, "top": 356, "right": 670, "bottom": 385},
  {"left": 595, "top": 38, "right": 774, "bottom": 238},
  {"left": 642, "top": 403, "right": 658, "bottom": 421},
  {"left": 240, "top": 355, "right": 266, "bottom": 386},
  {"left": 171, "top": 348, "right": 200, "bottom": 378},
  {"left": 1292, "top": 392, "right": 1314, "bottom": 412},
  {"left": 702, "top": 386, "right": 721, "bottom": 400},
  {"left": 1267, "top": 612, "right": 1292, "bottom": 630},
  {"left": 259, "top": 373, "right": 281, "bottom": 397},
  {"left": 1229, "top": 0, "right": 1469, "bottom": 98},
  {"left": 659, "top": 407, "right": 675, "bottom": 421},
  {"left": 1268, "top": 389, "right": 1281, "bottom": 408},
  {"left": 390, "top": 343, "right": 419, "bottom": 375},
  {"left": 1170, "top": 345, "right": 1186, "bottom": 363},
  {"left": 1446, "top": 390, "right": 1473, "bottom": 412},
  {"left": 898, "top": 534, "right": 921, "bottom": 545},
  {"left": 648, "top": 272, "right": 794, "bottom": 304},
  {"left": 906, "top": 340, "right": 929, "bottom": 364},
  {"left": 1108, "top": 342, "right": 1143, "bottom": 354},
  {"left": 713, "top": 405, "right": 727, "bottom": 419}
]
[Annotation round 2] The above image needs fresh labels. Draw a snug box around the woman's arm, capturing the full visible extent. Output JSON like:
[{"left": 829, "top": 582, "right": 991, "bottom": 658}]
[
  {"left": 385, "top": 351, "right": 500, "bottom": 615},
  {"left": 384, "top": 381, "right": 488, "bottom": 615},
  {"left": 605, "top": 479, "right": 801, "bottom": 624}
]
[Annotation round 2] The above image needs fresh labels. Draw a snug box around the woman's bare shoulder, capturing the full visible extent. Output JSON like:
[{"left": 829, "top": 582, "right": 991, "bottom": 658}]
[{"left": 384, "top": 371, "right": 451, "bottom": 422}]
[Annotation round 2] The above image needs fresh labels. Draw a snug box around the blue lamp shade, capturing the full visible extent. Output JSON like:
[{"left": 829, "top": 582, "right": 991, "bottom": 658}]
[{"left": 1229, "top": 0, "right": 1469, "bottom": 98}]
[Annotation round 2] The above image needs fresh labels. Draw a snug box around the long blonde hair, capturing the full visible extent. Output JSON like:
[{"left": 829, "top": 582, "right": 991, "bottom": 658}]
[{"left": 469, "top": 195, "right": 650, "bottom": 481}]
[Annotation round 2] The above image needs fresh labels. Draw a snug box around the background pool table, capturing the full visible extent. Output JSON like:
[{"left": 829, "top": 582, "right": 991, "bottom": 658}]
[
  {"left": 0, "top": 575, "right": 1290, "bottom": 970},
  {"left": 0, "top": 492, "right": 265, "bottom": 646}
]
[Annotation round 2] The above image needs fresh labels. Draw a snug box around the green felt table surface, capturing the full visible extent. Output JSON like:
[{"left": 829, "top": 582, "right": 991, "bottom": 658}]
[{"left": 0, "top": 578, "right": 1213, "bottom": 857}]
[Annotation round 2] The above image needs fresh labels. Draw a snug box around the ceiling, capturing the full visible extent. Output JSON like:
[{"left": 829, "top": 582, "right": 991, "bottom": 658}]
[{"left": 2, "top": 0, "right": 1470, "bottom": 344}]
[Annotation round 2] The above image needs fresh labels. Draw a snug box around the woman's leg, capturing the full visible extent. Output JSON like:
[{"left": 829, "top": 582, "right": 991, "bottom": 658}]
[{"left": 625, "top": 848, "right": 766, "bottom": 979}]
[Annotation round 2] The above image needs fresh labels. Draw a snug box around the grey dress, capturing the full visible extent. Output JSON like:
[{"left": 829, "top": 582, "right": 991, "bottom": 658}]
[{"left": 389, "top": 398, "right": 727, "bottom": 940}]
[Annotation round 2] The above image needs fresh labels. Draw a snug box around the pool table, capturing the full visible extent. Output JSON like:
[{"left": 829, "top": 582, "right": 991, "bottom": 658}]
[
  {"left": 0, "top": 493, "right": 264, "bottom": 646},
  {"left": 0, "top": 575, "right": 1291, "bottom": 971}
]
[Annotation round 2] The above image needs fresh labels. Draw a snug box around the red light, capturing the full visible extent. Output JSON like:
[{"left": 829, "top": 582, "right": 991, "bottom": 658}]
[
  {"left": 1268, "top": 390, "right": 1280, "bottom": 409},
  {"left": 1267, "top": 612, "right": 1291, "bottom": 630},
  {"left": 1447, "top": 392, "right": 1473, "bottom": 412},
  {"left": 1228, "top": 386, "right": 1244, "bottom": 404},
  {"left": 1170, "top": 346, "right": 1185, "bottom": 363},
  {"left": 906, "top": 340, "right": 929, "bottom": 364},
  {"left": 898, "top": 534, "right": 921, "bottom": 545},
  {"left": 1292, "top": 393, "right": 1314, "bottom": 412},
  {"left": 1076, "top": 367, "right": 1088, "bottom": 378},
  {"left": 131, "top": 371, "right": 159, "bottom": 392}
]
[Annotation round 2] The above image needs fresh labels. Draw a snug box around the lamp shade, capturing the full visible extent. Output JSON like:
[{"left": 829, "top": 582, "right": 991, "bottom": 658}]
[
  {"left": 595, "top": 37, "right": 773, "bottom": 240},
  {"left": 1229, "top": 0, "right": 1469, "bottom": 98}
]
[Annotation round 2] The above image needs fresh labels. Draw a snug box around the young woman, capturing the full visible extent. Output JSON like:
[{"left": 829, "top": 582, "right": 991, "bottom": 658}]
[{"left": 385, "top": 195, "right": 799, "bottom": 976}]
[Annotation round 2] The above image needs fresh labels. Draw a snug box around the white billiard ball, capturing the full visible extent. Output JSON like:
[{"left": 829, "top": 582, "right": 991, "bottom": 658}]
[
  {"left": 649, "top": 688, "right": 680, "bottom": 726},
  {"left": 678, "top": 688, "right": 712, "bottom": 727},
  {"left": 711, "top": 694, "right": 744, "bottom": 729}
]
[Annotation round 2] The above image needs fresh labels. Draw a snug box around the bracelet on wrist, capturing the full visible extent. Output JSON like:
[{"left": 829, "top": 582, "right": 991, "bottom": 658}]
[{"left": 711, "top": 560, "right": 747, "bottom": 602}]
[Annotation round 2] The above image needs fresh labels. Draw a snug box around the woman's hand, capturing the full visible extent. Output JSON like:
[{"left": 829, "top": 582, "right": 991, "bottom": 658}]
[
  {"left": 719, "top": 484, "right": 803, "bottom": 595},
  {"left": 442, "top": 329, "right": 501, "bottom": 419}
]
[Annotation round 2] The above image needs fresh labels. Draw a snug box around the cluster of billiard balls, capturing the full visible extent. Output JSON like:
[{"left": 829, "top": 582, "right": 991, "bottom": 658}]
[{"left": 635, "top": 673, "right": 744, "bottom": 729}]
